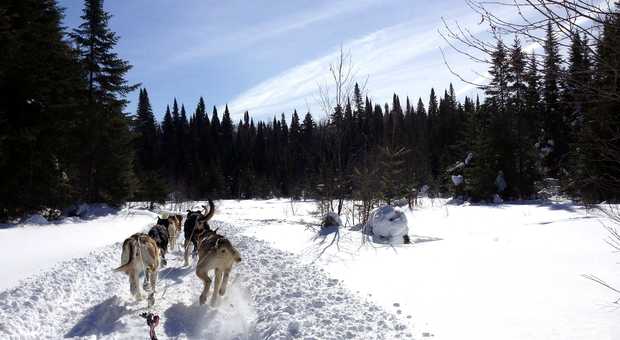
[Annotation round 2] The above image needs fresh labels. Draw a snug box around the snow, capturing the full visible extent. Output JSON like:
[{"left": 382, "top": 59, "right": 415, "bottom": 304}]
[
  {"left": 0, "top": 209, "right": 157, "bottom": 291},
  {"left": 369, "top": 205, "right": 409, "bottom": 242},
  {"left": 2, "top": 199, "right": 619, "bottom": 339},
  {"left": 22, "top": 214, "right": 48, "bottom": 225},
  {"left": 451, "top": 174, "right": 463, "bottom": 186},
  {"left": 0, "top": 204, "right": 411, "bottom": 339},
  {"left": 464, "top": 152, "right": 473, "bottom": 165},
  {"left": 225, "top": 199, "right": 620, "bottom": 340}
]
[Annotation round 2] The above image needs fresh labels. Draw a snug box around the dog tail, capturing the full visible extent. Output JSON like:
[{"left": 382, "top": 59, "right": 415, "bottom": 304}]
[
  {"left": 203, "top": 199, "right": 215, "bottom": 221},
  {"left": 114, "top": 238, "right": 136, "bottom": 273}
]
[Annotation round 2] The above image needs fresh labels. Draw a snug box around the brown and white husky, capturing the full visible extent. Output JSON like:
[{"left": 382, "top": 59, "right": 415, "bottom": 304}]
[
  {"left": 114, "top": 233, "right": 160, "bottom": 306},
  {"left": 194, "top": 228, "right": 242, "bottom": 306}
]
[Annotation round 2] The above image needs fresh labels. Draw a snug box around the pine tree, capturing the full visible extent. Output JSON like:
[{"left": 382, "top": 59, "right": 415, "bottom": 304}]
[
  {"left": 134, "top": 89, "right": 158, "bottom": 172},
  {"left": 71, "top": 0, "right": 139, "bottom": 204},
  {"left": 541, "top": 22, "right": 567, "bottom": 178},
  {"left": 220, "top": 105, "right": 234, "bottom": 196},
  {"left": 577, "top": 6, "right": 620, "bottom": 201},
  {"left": 506, "top": 38, "right": 537, "bottom": 197},
  {"left": 133, "top": 88, "right": 166, "bottom": 204},
  {"left": 0, "top": 0, "right": 85, "bottom": 218}
]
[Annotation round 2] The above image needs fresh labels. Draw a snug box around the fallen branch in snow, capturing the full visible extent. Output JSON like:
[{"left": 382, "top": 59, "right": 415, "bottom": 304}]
[{"left": 582, "top": 274, "right": 620, "bottom": 302}]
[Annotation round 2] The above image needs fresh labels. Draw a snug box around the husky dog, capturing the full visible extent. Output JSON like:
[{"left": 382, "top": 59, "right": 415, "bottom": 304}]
[
  {"left": 149, "top": 218, "right": 170, "bottom": 266},
  {"left": 165, "top": 215, "right": 180, "bottom": 252},
  {"left": 183, "top": 199, "right": 215, "bottom": 266},
  {"left": 195, "top": 229, "right": 242, "bottom": 306},
  {"left": 172, "top": 214, "right": 183, "bottom": 232},
  {"left": 114, "top": 233, "right": 160, "bottom": 305}
]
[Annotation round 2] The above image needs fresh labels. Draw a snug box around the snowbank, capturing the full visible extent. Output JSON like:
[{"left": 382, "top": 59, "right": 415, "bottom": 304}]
[
  {"left": 368, "top": 205, "right": 409, "bottom": 242},
  {"left": 0, "top": 209, "right": 157, "bottom": 291},
  {"left": 22, "top": 214, "right": 48, "bottom": 225}
]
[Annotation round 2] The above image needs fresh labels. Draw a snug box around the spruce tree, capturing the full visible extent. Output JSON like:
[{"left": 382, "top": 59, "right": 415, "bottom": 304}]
[
  {"left": 577, "top": 6, "right": 620, "bottom": 201},
  {"left": 541, "top": 22, "right": 567, "bottom": 178},
  {"left": 71, "top": 0, "right": 138, "bottom": 204},
  {"left": 133, "top": 88, "right": 166, "bottom": 205},
  {"left": 509, "top": 38, "right": 538, "bottom": 198},
  {"left": 0, "top": 0, "right": 85, "bottom": 218}
]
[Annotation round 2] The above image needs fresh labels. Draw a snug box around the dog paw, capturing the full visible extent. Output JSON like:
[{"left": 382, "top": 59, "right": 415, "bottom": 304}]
[
  {"left": 199, "top": 293, "right": 207, "bottom": 305},
  {"left": 219, "top": 288, "right": 226, "bottom": 296}
]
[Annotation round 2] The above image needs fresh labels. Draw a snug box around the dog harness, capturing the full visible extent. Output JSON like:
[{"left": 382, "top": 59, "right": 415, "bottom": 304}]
[{"left": 140, "top": 312, "right": 160, "bottom": 340}]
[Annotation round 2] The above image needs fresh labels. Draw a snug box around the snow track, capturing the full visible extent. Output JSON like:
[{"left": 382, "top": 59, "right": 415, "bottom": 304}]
[{"left": 0, "top": 220, "right": 411, "bottom": 339}]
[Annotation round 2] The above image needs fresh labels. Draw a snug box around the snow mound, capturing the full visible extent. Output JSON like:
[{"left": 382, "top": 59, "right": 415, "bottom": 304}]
[
  {"left": 22, "top": 214, "right": 48, "bottom": 225},
  {"left": 369, "top": 206, "right": 409, "bottom": 242},
  {"left": 321, "top": 212, "right": 342, "bottom": 228},
  {"left": 68, "top": 203, "right": 116, "bottom": 218}
]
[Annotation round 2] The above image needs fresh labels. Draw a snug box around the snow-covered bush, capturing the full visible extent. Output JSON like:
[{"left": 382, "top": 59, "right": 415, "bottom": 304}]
[
  {"left": 321, "top": 212, "right": 342, "bottom": 228},
  {"left": 451, "top": 175, "right": 464, "bottom": 186},
  {"left": 22, "top": 214, "right": 48, "bottom": 225},
  {"left": 65, "top": 203, "right": 115, "bottom": 218},
  {"left": 368, "top": 205, "right": 409, "bottom": 243}
]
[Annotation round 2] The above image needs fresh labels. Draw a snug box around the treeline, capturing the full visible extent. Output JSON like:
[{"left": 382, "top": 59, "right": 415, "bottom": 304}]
[
  {"left": 135, "top": 83, "right": 475, "bottom": 202},
  {"left": 2, "top": 0, "right": 619, "bottom": 220},
  {"left": 1, "top": 0, "right": 137, "bottom": 219},
  {"left": 138, "top": 11, "right": 620, "bottom": 204}
]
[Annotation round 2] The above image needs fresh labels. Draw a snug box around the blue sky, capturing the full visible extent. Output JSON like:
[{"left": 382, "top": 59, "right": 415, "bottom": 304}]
[{"left": 57, "top": 0, "right": 509, "bottom": 122}]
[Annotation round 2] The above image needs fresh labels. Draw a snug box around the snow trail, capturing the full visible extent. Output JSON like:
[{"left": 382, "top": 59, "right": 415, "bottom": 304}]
[{"left": 0, "top": 220, "right": 412, "bottom": 339}]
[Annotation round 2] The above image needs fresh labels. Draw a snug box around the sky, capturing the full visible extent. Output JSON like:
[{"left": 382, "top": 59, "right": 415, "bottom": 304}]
[{"left": 57, "top": 0, "right": 518, "bottom": 122}]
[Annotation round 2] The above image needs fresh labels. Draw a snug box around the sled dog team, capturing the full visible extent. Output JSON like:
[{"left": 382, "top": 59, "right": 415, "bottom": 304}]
[{"left": 114, "top": 199, "right": 242, "bottom": 307}]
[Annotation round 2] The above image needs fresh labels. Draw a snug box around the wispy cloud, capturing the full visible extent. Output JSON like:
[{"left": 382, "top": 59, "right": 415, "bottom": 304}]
[
  {"left": 227, "top": 9, "right": 498, "bottom": 120},
  {"left": 171, "top": 0, "right": 383, "bottom": 63}
]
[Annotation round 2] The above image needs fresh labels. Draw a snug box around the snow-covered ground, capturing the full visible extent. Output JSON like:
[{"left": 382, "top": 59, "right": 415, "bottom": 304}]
[
  {"left": 0, "top": 209, "right": 157, "bottom": 291},
  {"left": 1, "top": 199, "right": 618, "bottom": 339},
  {"left": 217, "top": 199, "right": 620, "bottom": 340},
  {"left": 0, "top": 206, "right": 411, "bottom": 339}
]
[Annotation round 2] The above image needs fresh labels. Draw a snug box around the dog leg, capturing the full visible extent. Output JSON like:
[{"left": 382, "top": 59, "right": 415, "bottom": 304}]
[
  {"left": 219, "top": 270, "right": 230, "bottom": 296},
  {"left": 143, "top": 269, "right": 150, "bottom": 292},
  {"left": 150, "top": 265, "right": 158, "bottom": 293},
  {"left": 197, "top": 268, "right": 211, "bottom": 305},
  {"left": 131, "top": 271, "right": 143, "bottom": 301},
  {"left": 169, "top": 231, "right": 176, "bottom": 251},
  {"left": 184, "top": 240, "right": 191, "bottom": 266},
  {"left": 211, "top": 268, "right": 222, "bottom": 307}
]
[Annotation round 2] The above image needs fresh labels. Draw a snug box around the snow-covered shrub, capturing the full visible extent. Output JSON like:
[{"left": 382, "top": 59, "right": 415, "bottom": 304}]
[
  {"left": 65, "top": 203, "right": 115, "bottom": 218},
  {"left": 321, "top": 212, "right": 342, "bottom": 228},
  {"left": 368, "top": 205, "right": 409, "bottom": 244},
  {"left": 419, "top": 185, "right": 429, "bottom": 196},
  {"left": 451, "top": 175, "right": 464, "bottom": 186},
  {"left": 536, "top": 178, "right": 560, "bottom": 200},
  {"left": 22, "top": 214, "right": 48, "bottom": 225}
]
